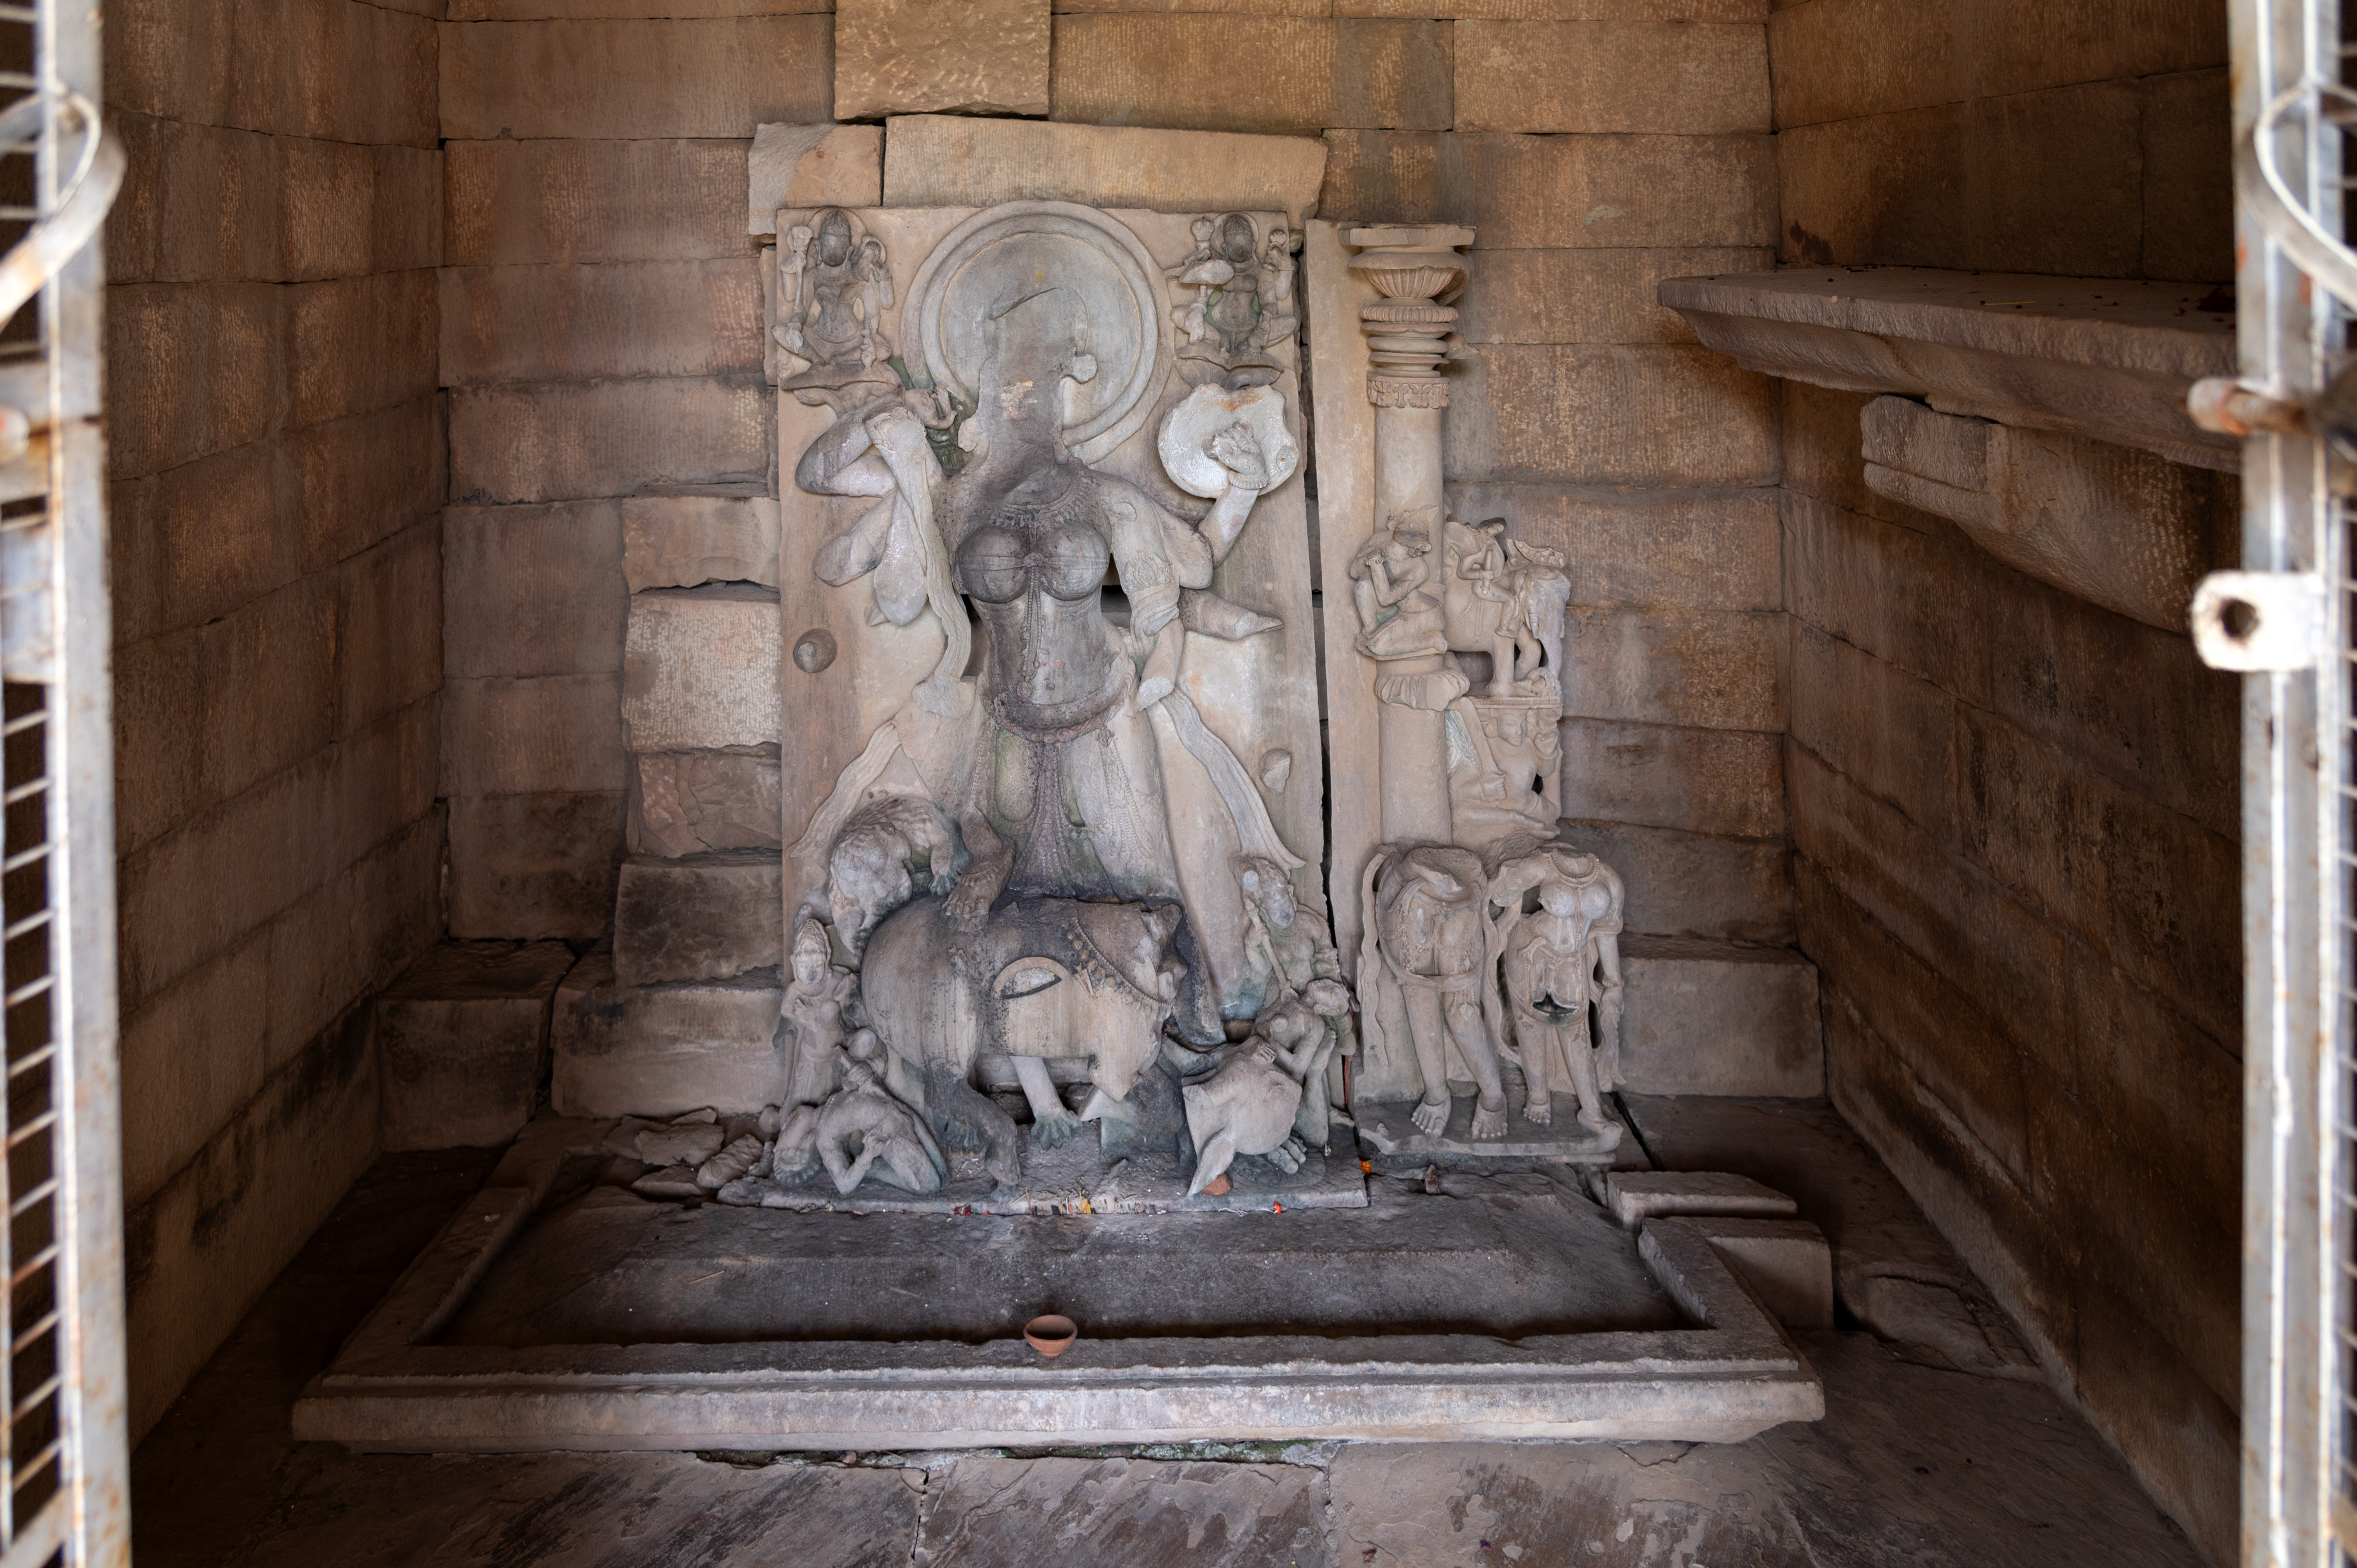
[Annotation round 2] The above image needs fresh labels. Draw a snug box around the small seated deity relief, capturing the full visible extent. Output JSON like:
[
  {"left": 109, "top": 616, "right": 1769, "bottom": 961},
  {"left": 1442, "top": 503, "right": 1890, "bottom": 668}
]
[
  {"left": 1183, "top": 997, "right": 1324, "bottom": 1197},
  {"left": 1491, "top": 846, "right": 1626, "bottom": 1146},
  {"left": 1447, "top": 695, "right": 1563, "bottom": 846},
  {"left": 776, "top": 207, "right": 897, "bottom": 398},
  {"left": 1166, "top": 211, "right": 1290, "bottom": 388}
]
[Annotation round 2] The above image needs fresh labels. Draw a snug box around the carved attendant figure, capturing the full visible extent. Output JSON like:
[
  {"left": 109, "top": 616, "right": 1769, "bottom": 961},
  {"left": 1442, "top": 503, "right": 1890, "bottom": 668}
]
[
  {"left": 779, "top": 918, "right": 855, "bottom": 1107},
  {"left": 1349, "top": 523, "right": 1448, "bottom": 661},
  {"left": 1363, "top": 846, "right": 1510, "bottom": 1139},
  {"left": 1238, "top": 855, "right": 1355, "bottom": 1142},
  {"left": 815, "top": 1029, "right": 947, "bottom": 1196},
  {"left": 1491, "top": 846, "right": 1625, "bottom": 1140}
]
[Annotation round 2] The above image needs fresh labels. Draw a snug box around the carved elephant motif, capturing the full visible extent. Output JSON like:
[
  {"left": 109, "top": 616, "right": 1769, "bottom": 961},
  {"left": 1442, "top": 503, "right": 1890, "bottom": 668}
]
[{"left": 859, "top": 895, "right": 1186, "bottom": 1184}]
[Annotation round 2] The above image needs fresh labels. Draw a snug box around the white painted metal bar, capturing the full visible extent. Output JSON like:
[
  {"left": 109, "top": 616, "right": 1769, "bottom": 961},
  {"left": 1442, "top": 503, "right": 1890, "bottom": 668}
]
[{"left": 2226, "top": 0, "right": 2354, "bottom": 1559}]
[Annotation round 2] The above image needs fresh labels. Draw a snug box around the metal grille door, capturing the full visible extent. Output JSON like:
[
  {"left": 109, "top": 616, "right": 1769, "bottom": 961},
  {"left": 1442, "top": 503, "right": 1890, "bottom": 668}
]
[
  {"left": 2193, "top": 0, "right": 2357, "bottom": 1560},
  {"left": 0, "top": 0, "right": 128, "bottom": 1561}
]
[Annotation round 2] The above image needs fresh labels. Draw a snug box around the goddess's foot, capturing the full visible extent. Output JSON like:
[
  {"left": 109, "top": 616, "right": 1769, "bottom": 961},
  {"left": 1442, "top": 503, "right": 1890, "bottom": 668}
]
[
  {"left": 1470, "top": 1098, "right": 1508, "bottom": 1139},
  {"left": 1269, "top": 1136, "right": 1305, "bottom": 1174},
  {"left": 1028, "top": 1111, "right": 1081, "bottom": 1149},
  {"left": 1411, "top": 1096, "right": 1451, "bottom": 1137},
  {"left": 1523, "top": 1096, "right": 1553, "bottom": 1127}
]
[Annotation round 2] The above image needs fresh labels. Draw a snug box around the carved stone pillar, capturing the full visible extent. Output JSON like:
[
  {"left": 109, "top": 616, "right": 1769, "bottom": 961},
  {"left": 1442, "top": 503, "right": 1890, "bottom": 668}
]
[{"left": 1347, "top": 225, "right": 1471, "bottom": 846}]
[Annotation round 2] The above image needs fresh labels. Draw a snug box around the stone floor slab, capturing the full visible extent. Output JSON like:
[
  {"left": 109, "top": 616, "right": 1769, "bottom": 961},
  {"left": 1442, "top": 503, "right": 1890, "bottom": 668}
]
[
  {"left": 1328, "top": 1333, "right": 2206, "bottom": 1566},
  {"left": 916, "top": 1455, "right": 1325, "bottom": 1567},
  {"left": 230, "top": 1451, "right": 919, "bottom": 1568}
]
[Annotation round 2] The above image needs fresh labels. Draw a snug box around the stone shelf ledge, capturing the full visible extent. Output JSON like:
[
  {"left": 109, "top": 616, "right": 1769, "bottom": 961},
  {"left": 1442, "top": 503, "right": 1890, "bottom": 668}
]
[{"left": 1659, "top": 268, "right": 2237, "bottom": 471}]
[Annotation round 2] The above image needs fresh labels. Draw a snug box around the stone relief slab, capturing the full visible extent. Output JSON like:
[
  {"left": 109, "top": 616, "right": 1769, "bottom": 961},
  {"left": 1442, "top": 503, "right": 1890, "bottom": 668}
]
[{"left": 760, "top": 199, "right": 1336, "bottom": 1206}]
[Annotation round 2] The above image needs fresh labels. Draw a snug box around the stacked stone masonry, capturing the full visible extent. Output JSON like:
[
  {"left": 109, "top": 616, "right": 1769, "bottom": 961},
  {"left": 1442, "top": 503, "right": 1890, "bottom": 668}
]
[
  {"left": 105, "top": 0, "right": 448, "bottom": 1441},
  {"left": 1761, "top": 0, "right": 2236, "bottom": 1556},
  {"left": 93, "top": 0, "right": 2244, "bottom": 1556}
]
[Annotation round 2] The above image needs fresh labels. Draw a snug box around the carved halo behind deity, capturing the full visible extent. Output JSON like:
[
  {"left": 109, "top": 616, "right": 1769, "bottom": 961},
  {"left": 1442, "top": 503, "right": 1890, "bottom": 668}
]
[{"left": 901, "top": 201, "right": 1174, "bottom": 464}]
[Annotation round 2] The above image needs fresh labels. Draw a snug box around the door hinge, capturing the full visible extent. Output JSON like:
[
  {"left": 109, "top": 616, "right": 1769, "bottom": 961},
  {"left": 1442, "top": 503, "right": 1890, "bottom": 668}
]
[{"left": 2191, "top": 571, "right": 2329, "bottom": 671}]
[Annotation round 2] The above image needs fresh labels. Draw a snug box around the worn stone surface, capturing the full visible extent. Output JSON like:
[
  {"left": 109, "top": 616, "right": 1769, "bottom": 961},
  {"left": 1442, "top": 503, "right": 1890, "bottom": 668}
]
[
  {"left": 442, "top": 674, "right": 626, "bottom": 796},
  {"left": 1324, "top": 1341, "right": 2205, "bottom": 1566},
  {"left": 621, "top": 585, "right": 783, "bottom": 752},
  {"left": 439, "top": 17, "right": 834, "bottom": 140},
  {"left": 444, "top": 502, "right": 627, "bottom": 678},
  {"left": 1052, "top": 16, "right": 1455, "bottom": 133},
  {"left": 111, "top": 0, "right": 439, "bottom": 146},
  {"left": 1446, "top": 345, "right": 1780, "bottom": 485},
  {"left": 916, "top": 1457, "right": 1323, "bottom": 1565},
  {"left": 551, "top": 949, "right": 787, "bottom": 1117},
  {"left": 1558, "top": 719, "right": 1785, "bottom": 838},
  {"left": 1455, "top": 20, "right": 1770, "bottom": 134},
  {"left": 1556, "top": 817, "right": 1792, "bottom": 945},
  {"left": 117, "top": 704, "right": 440, "bottom": 1009},
  {"left": 1775, "top": 85, "right": 2147, "bottom": 278},
  {"left": 133, "top": 1143, "right": 2204, "bottom": 1568},
  {"left": 1786, "top": 743, "right": 2067, "bottom": 1078},
  {"left": 449, "top": 378, "right": 771, "bottom": 506},
  {"left": 1319, "top": 130, "right": 1777, "bottom": 246},
  {"left": 224, "top": 1450, "right": 919, "bottom": 1568},
  {"left": 446, "top": 139, "right": 754, "bottom": 265},
  {"left": 1799, "top": 867, "right": 2034, "bottom": 1185},
  {"left": 1603, "top": 1168, "right": 1798, "bottom": 1228},
  {"left": 613, "top": 853, "right": 786, "bottom": 987},
  {"left": 1766, "top": 0, "right": 2221, "bottom": 130},
  {"left": 1617, "top": 938, "right": 1824, "bottom": 1096},
  {"left": 631, "top": 750, "right": 783, "bottom": 856},
  {"left": 124, "top": 1014, "right": 382, "bottom": 1443},
  {"left": 1702, "top": 1217, "right": 1836, "bottom": 1329},
  {"left": 748, "top": 123, "right": 884, "bottom": 233},
  {"left": 881, "top": 115, "right": 1329, "bottom": 212},
  {"left": 1558, "top": 607, "right": 1784, "bottom": 731},
  {"left": 836, "top": 0, "right": 1048, "bottom": 119},
  {"left": 1861, "top": 396, "right": 2225, "bottom": 632},
  {"left": 2141, "top": 69, "right": 2232, "bottom": 282},
  {"left": 447, "top": 791, "right": 627, "bottom": 940},
  {"left": 1453, "top": 246, "right": 1774, "bottom": 345},
  {"left": 376, "top": 941, "right": 577, "bottom": 1151},
  {"left": 623, "top": 493, "right": 781, "bottom": 590},
  {"left": 442, "top": 260, "right": 765, "bottom": 384}
]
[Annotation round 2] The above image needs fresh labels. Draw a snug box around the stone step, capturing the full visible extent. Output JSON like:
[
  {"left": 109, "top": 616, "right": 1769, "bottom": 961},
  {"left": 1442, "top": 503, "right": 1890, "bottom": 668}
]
[
  {"left": 376, "top": 940, "right": 580, "bottom": 1151},
  {"left": 1618, "top": 936, "right": 1824, "bottom": 1097},
  {"left": 551, "top": 945, "right": 786, "bottom": 1119}
]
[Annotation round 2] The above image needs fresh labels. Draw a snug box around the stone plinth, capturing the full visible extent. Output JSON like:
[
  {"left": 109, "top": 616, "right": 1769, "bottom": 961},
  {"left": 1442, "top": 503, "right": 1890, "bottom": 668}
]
[
  {"left": 551, "top": 948, "right": 785, "bottom": 1118},
  {"left": 1617, "top": 938, "right": 1824, "bottom": 1097},
  {"left": 294, "top": 1138, "right": 1824, "bottom": 1451}
]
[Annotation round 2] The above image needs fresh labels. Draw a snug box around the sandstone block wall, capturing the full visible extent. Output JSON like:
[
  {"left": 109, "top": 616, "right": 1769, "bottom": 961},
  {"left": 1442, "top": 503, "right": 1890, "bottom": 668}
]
[
  {"left": 104, "top": 0, "right": 447, "bottom": 1439},
  {"left": 1768, "top": 1, "right": 2238, "bottom": 1556}
]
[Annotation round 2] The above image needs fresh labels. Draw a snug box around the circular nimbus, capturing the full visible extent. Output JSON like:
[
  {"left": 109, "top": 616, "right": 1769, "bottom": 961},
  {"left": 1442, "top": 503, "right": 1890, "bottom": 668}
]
[{"left": 903, "top": 202, "right": 1171, "bottom": 465}]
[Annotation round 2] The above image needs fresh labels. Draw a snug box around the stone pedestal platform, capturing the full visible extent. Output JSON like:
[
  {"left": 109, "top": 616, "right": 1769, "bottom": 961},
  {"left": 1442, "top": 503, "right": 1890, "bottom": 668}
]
[{"left": 293, "top": 1117, "right": 1825, "bottom": 1453}]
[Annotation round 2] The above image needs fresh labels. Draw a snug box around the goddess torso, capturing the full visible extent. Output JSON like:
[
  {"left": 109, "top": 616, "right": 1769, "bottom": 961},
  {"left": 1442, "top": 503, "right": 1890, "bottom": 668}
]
[
  {"left": 1503, "top": 878, "right": 1618, "bottom": 1017},
  {"left": 955, "top": 463, "right": 1129, "bottom": 740}
]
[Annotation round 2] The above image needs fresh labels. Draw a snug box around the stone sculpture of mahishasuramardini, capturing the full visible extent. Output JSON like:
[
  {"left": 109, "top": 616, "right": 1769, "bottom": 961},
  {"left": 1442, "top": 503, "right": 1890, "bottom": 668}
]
[{"left": 683, "top": 201, "right": 1632, "bottom": 1210}]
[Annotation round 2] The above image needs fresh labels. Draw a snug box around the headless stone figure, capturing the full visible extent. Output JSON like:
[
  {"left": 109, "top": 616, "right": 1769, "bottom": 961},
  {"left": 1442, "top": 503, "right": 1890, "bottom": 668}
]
[{"left": 815, "top": 1029, "right": 947, "bottom": 1197}]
